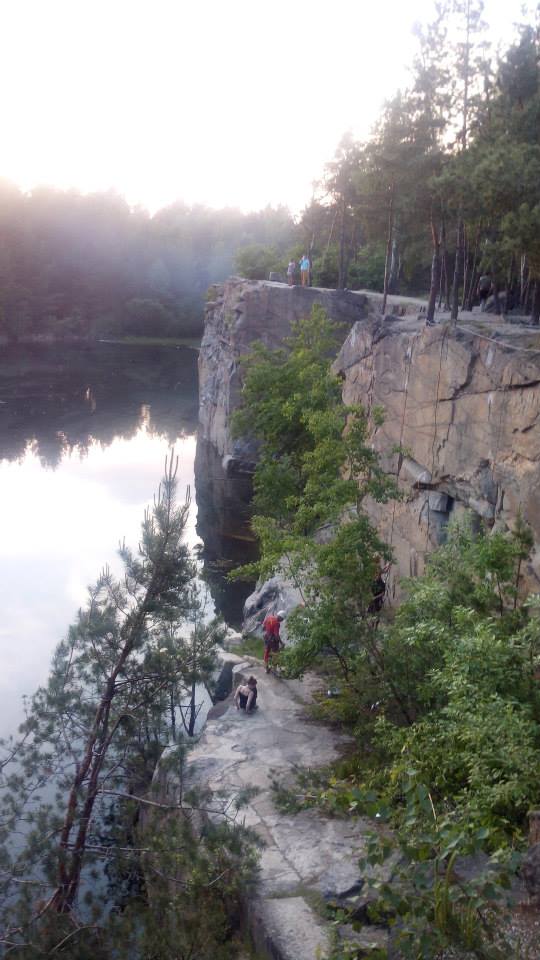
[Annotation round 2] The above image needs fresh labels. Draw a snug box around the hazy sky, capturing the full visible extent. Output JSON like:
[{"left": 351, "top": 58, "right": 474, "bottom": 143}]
[{"left": 1, "top": 0, "right": 530, "bottom": 214}]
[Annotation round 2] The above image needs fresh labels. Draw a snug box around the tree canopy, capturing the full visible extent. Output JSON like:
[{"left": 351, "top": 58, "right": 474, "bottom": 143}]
[
  {"left": 234, "top": 8, "right": 540, "bottom": 323},
  {"left": 0, "top": 185, "right": 294, "bottom": 340}
]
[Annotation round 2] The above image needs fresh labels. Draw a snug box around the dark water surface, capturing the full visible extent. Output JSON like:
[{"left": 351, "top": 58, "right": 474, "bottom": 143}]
[{"left": 0, "top": 342, "right": 205, "bottom": 738}]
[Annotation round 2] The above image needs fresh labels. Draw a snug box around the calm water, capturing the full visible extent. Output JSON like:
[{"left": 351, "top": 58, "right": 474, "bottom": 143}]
[{"left": 0, "top": 342, "right": 208, "bottom": 739}]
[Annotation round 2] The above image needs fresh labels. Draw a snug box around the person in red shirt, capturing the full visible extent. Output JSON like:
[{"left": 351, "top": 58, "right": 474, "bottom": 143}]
[{"left": 263, "top": 609, "right": 285, "bottom": 672}]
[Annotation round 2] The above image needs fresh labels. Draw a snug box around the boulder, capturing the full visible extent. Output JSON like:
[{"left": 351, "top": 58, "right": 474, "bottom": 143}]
[{"left": 242, "top": 575, "right": 304, "bottom": 639}]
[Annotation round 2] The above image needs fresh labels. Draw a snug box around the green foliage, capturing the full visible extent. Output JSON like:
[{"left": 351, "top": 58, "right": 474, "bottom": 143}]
[
  {"left": 502, "top": 203, "right": 540, "bottom": 279},
  {"left": 294, "top": 11, "right": 540, "bottom": 312},
  {"left": 232, "top": 304, "right": 346, "bottom": 531},
  {"left": 233, "top": 306, "right": 397, "bottom": 689},
  {"left": 266, "top": 519, "right": 538, "bottom": 958},
  {"left": 234, "top": 242, "right": 285, "bottom": 280},
  {"left": 311, "top": 247, "right": 339, "bottom": 288},
  {"left": 347, "top": 243, "right": 386, "bottom": 291},
  {"left": 134, "top": 814, "right": 259, "bottom": 960},
  {"left": 123, "top": 297, "right": 178, "bottom": 337},
  {"left": 0, "top": 186, "right": 295, "bottom": 341},
  {"left": 352, "top": 774, "right": 522, "bottom": 960},
  {"left": 0, "top": 460, "right": 254, "bottom": 954},
  {"left": 304, "top": 519, "right": 540, "bottom": 836},
  {"left": 233, "top": 633, "right": 265, "bottom": 660}
]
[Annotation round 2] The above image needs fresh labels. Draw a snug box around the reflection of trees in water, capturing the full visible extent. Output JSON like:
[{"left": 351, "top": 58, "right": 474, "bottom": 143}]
[
  {"left": 194, "top": 438, "right": 257, "bottom": 629},
  {"left": 0, "top": 342, "right": 199, "bottom": 467}
]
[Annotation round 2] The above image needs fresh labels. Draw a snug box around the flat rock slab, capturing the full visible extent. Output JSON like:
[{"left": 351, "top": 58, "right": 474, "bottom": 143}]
[
  {"left": 249, "top": 897, "right": 331, "bottom": 960},
  {"left": 157, "top": 660, "right": 392, "bottom": 958}
]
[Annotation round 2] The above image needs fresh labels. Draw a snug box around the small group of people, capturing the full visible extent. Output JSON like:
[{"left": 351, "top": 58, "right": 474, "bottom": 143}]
[
  {"left": 287, "top": 256, "right": 311, "bottom": 287},
  {"left": 233, "top": 609, "right": 286, "bottom": 715}
]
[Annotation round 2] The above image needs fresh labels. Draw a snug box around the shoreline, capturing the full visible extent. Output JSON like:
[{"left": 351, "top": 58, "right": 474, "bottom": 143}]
[{"left": 0, "top": 334, "right": 202, "bottom": 349}]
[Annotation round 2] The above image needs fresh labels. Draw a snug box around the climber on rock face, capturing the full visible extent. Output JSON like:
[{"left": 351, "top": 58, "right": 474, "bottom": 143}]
[{"left": 263, "top": 609, "right": 285, "bottom": 673}]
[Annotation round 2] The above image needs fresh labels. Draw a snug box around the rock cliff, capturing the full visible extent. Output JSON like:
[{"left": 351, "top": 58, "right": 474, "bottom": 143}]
[
  {"left": 199, "top": 277, "right": 374, "bottom": 465},
  {"left": 191, "top": 281, "right": 540, "bottom": 958},
  {"left": 334, "top": 314, "right": 540, "bottom": 595},
  {"left": 198, "top": 279, "right": 540, "bottom": 602}
]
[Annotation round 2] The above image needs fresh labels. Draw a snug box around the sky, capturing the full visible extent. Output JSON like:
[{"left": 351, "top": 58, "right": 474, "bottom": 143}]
[{"left": 0, "top": 0, "right": 531, "bottom": 214}]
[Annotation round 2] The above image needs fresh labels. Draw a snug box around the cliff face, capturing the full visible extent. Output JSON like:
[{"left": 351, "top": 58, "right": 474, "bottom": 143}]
[
  {"left": 334, "top": 316, "right": 540, "bottom": 593},
  {"left": 198, "top": 279, "right": 540, "bottom": 598},
  {"left": 199, "top": 277, "right": 372, "bottom": 464}
]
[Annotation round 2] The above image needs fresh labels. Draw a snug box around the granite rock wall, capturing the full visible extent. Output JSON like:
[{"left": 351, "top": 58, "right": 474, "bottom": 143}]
[
  {"left": 199, "top": 278, "right": 371, "bottom": 464},
  {"left": 198, "top": 279, "right": 540, "bottom": 612},
  {"left": 334, "top": 315, "right": 540, "bottom": 595}
]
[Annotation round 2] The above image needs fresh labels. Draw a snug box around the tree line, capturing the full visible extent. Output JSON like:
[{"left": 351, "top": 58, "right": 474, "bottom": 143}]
[
  {"left": 0, "top": 182, "right": 294, "bottom": 341},
  {"left": 237, "top": 5, "right": 540, "bottom": 324}
]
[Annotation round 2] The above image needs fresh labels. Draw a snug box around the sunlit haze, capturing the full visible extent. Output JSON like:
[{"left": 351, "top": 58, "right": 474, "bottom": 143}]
[{"left": 1, "top": 0, "right": 528, "bottom": 213}]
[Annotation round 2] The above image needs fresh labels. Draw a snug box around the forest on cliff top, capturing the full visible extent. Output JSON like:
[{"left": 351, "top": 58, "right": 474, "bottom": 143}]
[{"left": 237, "top": 4, "right": 540, "bottom": 323}]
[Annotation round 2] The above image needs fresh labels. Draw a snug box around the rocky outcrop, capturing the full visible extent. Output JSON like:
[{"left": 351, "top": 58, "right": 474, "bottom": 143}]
[
  {"left": 199, "top": 278, "right": 372, "bottom": 464},
  {"left": 196, "top": 279, "right": 376, "bottom": 623},
  {"left": 333, "top": 316, "right": 540, "bottom": 594},
  {"left": 198, "top": 279, "right": 540, "bottom": 608},
  {"left": 154, "top": 656, "right": 392, "bottom": 960}
]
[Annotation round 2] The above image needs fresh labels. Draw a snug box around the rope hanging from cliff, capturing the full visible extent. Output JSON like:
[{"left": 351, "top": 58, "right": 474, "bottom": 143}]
[{"left": 456, "top": 323, "right": 540, "bottom": 356}]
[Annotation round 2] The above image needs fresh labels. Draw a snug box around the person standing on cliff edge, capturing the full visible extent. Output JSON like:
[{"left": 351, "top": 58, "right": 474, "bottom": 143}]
[
  {"left": 300, "top": 254, "right": 310, "bottom": 287},
  {"left": 287, "top": 259, "right": 297, "bottom": 285},
  {"left": 263, "top": 610, "right": 285, "bottom": 672}
]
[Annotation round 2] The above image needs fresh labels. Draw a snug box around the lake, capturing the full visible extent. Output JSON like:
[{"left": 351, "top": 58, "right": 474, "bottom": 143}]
[{"left": 0, "top": 341, "right": 251, "bottom": 740}]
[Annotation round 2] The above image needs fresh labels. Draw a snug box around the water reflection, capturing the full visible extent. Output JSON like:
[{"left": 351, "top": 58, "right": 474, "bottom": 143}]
[
  {"left": 0, "top": 341, "right": 198, "bottom": 466},
  {"left": 0, "top": 343, "right": 200, "bottom": 738},
  {"left": 195, "top": 437, "right": 257, "bottom": 629}
]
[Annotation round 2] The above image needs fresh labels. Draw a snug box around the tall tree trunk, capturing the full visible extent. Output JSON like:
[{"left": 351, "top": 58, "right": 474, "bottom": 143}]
[
  {"left": 426, "top": 213, "right": 441, "bottom": 325},
  {"left": 381, "top": 180, "right": 395, "bottom": 315},
  {"left": 187, "top": 680, "right": 197, "bottom": 737},
  {"left": 492, "top": 277, "right": 502, "bottom": 316},
  {"left": 170, "top": 688, "right": 176, "bottom": 742},
  {"left": 389, "top": 236, "right": 399, "bottom": 293},
  {"left": 464, "top": 224, "right": 481, "bottom": 310},
  {"left": 506, "top": 253, "right": 516, "bottom": 312},
  {"left": 450, "top": 218, "right": 464, "bottom": 321},
  {"left": 461, "top": 225, "right": 469, "bottom": 310},
  {"left": 520, "top": 254, "right": 529, "bottom": 309},
  {"left": 440, "top": 215, "right": 450, "bottom": 309},
  {"left": 531, "top": 279, "right": 540, "bottom": 326},
  {"left": 337, "top": 193, "right": 347, "bottom": 290},
  {"left": 462, "top": 0, "right": 471, "bottom": 151}
]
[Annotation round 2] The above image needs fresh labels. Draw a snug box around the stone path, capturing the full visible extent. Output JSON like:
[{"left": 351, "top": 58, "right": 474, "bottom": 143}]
[{"left": 174, "top": 653, "right": 390, "bottom": 960}]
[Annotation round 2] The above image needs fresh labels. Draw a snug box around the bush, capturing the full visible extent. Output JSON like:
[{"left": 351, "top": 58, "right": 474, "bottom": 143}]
[
  {"left": 347, "top": 243, "right": 386, "bottom": 290},
  {"left": 234, "top": 243, "right": 284, "bottom": 280}
]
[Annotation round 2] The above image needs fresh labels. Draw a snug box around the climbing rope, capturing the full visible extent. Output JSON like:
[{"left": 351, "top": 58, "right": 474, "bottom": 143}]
[{"left": 456, "top": 322, "right": 540, "bottom": 356}]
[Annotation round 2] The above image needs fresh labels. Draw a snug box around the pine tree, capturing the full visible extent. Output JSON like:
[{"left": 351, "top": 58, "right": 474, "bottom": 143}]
[{"left": 0, "top": 457, "right": 238, "bottom": 955}]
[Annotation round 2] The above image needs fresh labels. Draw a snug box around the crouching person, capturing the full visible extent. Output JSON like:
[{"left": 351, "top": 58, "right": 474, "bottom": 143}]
[{"left": 235, "top": 676, "right": 258, "bottom": 713}]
